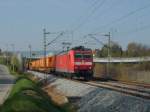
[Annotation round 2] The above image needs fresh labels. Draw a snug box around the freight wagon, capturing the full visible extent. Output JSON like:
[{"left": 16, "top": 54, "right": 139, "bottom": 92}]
[{"left": 29, "top": 56, "right": 55, "bottom": 73}]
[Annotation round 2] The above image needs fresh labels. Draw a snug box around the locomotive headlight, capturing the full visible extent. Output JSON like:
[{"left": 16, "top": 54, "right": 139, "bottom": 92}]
[{"left": 89, "top": 66, "right": 92, "bottom": 69}]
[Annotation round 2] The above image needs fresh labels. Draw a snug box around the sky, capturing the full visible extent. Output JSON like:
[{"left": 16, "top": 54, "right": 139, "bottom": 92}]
[{"left": 0, "top": 0, "right": 150, "bottom": 52}]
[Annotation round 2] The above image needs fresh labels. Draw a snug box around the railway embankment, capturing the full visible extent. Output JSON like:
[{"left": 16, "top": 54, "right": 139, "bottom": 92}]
[
  {"left": 1, "top": 77, "right": 62, "bottom": 112},
  {"left": 29, "top": 71, "right": 150, "bottom": 112},
  {"left": 1, "top": 74, "right": 75, "bottom": 112}
]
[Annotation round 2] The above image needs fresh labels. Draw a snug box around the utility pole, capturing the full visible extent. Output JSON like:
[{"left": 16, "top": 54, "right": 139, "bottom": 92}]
[
  {"left": 11, "top": 44, "right": 15, "bottom": 72},
  {"left": 28, "top": 44, "right": 32, "bottom": 70},
  {"left": 43, "top": 28, "right": 50, "bottom": 84},
  {"left": 86, "top": 32, "right": 111, "bottom": 79},
  {"left": 43, "top": 29, "right": 65, "bottom": 84},
  {"left": 6, "top": 44, "right": 8, "bottom": 65},
  {"left": 104, "top": 32, "right": 111, "bottom": 79}
]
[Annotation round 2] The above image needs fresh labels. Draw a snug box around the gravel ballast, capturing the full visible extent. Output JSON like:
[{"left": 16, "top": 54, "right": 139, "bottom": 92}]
[
  {"left": 77, "top": 88, "right": 150, "bottom": 112},
  {"left": 29, "top": 71, "right": 150, "bottom": 112}
]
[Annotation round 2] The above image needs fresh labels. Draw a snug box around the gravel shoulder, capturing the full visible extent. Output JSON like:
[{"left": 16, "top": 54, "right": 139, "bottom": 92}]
[
  {"left": 0, "top": 65, "right": 15, "bottom": 105},
  {"left": 29, "top": 71, "right": 150, "bottom": 112}
]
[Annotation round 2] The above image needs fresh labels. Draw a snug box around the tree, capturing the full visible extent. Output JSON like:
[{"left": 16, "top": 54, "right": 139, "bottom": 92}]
[
  {"left": 100, "top": 45, "right": 108, "bottom": 57},
  {"left": 0, "top": 48, "right": 2, "bottom": 55},
  {"left": 94, "top": 49, "right": 101, "bottom": 57},
  {"left": 11, "top": 55, "right": 20, "bottom": 72},
  {"left": 127, "top": 42, "right": 150, "bottom": 57},
  {"left": 100, "top": 41, "right": 123, "bottom": 57}
]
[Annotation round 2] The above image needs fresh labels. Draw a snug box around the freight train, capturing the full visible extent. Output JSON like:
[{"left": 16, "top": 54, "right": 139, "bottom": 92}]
[{"left": 28, "top": 46, "right": 93, "bottom": 80}]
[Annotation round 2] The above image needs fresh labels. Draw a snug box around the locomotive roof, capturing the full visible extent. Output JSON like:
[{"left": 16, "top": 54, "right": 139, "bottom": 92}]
[
  {"left": 71, "top": 46, "right": 91, "bottom": 50},
  {"left": 56, "top": 46, "right": 92, "bottom": 55}
]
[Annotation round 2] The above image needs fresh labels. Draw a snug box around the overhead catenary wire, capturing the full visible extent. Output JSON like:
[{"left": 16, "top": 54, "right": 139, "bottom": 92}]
[
  {"left": 117, "top": 23, "right": 150, "bottom": 37},
  {"left": 72, "top": 0, "right": 106, "bottom": 32},
  {"left": 69, "top": 0, "right": 99, "bottom": 29},
  {"left": 47, "top": 32, "right": 64, "bottom": 46},
  {"left": 84, "top": 34, "right": 108, "bottom": 48},
  {"left": 73, "top": 0, "right": 121, "bottom": 46},
  {"left": 92, "top": 2, "right": 150, "bottom": 34},
  {"left": 60, "top": 0, "right": 106, "bottom": 47},
  {"left": 70, "top": 0, "right": 106, "bottom": 46},
  {"left": 86, "top": 0, "right": 121, "bottom": 27}
]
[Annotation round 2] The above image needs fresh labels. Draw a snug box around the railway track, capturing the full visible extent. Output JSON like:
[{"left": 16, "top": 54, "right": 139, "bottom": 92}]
[
  {"left": 61, "top": 76, "right": 150, "bottom": 99},
  {"left": 29, "top": 71, "right": 150, "bottom": 100},
  {"left": 113, "top": 81, "right": 150, "bottom": 88},
  {"left": 63, "top": 77, "right": 150, "bottom": 99},
  {"left": 84, "top": 81, "right": 150, "bottom": 99}
]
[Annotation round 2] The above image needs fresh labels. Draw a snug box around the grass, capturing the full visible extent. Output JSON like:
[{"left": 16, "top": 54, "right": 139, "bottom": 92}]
[
  {"left": 0, "top": 57, "right": 76, "bottom": 112},
  {"left": 0, "top": 77, "right": 75, "bottom": 112}
]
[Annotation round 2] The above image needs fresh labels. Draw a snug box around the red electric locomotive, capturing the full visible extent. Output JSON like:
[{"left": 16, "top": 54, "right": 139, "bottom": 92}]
[{"left": 55, "top": 46, "right": 93, "bottom": 80}]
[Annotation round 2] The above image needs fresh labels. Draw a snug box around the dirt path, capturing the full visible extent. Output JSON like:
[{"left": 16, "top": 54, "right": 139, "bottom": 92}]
[{"left": 0, "top": 65, "right": 15, "bottom": 105}]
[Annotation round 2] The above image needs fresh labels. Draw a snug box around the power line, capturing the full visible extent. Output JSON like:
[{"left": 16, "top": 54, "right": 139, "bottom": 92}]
[
  {"left": 92, "top": 2, "right": 150, "bottom": 33},
  {"left": 62, "top": 0, "right": 105, "bottom": 46},
  {"left": 47, "top": 32, "right": 64, "bottom": 46},
  {"left": 74, "top": 0, "right": 120, "bottom": 46},
  {"left": 72, "top": 0, "right": 106, "bottom": 32},
  {"left": 88, "top": 0, "right": 121, "bottom": 26},
  {"left": 87, "top": 35, "right": 106, "bottom": 47},
  {"left": 69, "top": 0, "right": 99, "bottom": 29},
  {"left": 117, "top": 24, "right": 150, "bottom": 37}
]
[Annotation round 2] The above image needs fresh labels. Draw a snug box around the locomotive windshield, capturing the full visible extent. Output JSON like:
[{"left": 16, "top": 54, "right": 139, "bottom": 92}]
[
  {"left": 83, "top": 54, "right": 92, "bottom": 58},
  {"left": 75, "top": 54, "right": 82, "bottom": 58},
  {"left": 75, "top": 53, "right": 92, "bottom": 59}
]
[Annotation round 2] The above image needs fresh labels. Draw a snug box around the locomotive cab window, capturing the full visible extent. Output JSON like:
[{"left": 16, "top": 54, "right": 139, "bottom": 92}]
[
  {"left": 75, "top": 54, "right": 82, "bottom": 58},
  {"left": 83, "top": 54, "right": 92, "bottom": 58}
]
